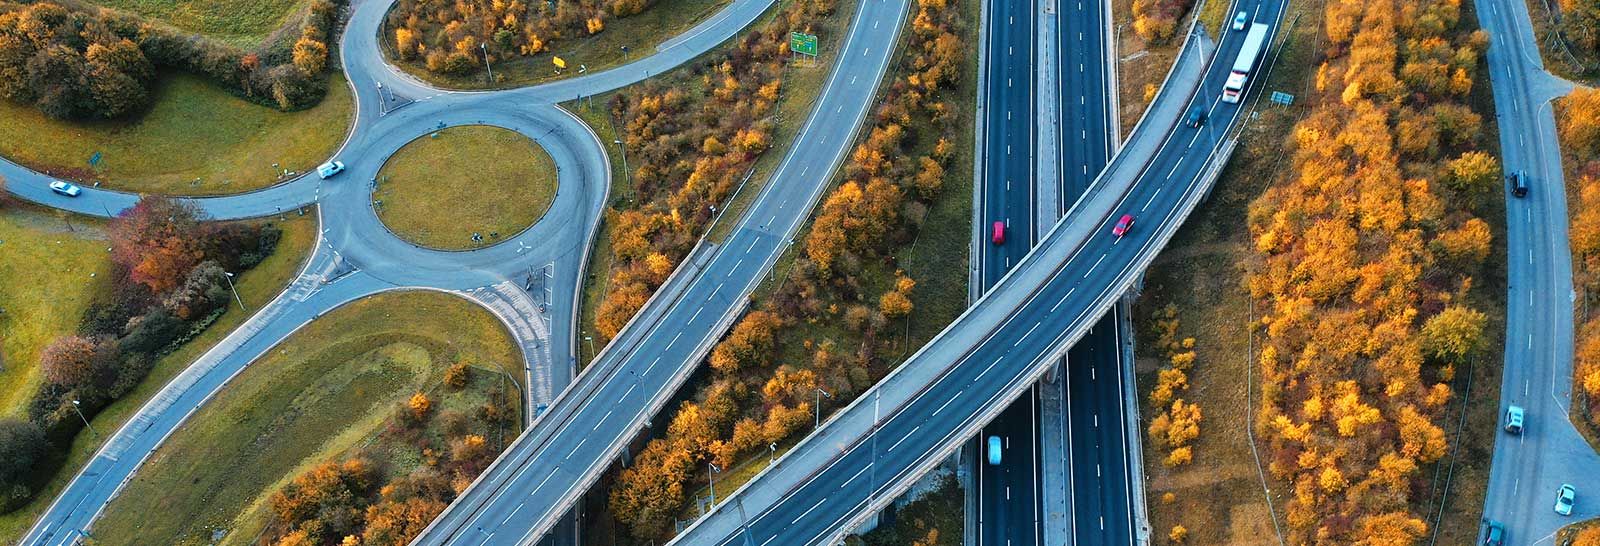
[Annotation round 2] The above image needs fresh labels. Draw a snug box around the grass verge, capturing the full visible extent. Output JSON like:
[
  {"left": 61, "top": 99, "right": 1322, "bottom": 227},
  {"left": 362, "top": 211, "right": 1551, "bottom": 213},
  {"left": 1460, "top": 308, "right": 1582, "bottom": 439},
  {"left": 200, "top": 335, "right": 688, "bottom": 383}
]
[
  {"left": 0, "top": 210, "right": 318, "bottom": 544},
  {"left": 375, "top": 125, "right": 558, "bottom": 250},
  {"left": 1112, "top": 0, "right": 1202, "bottom": 140},
  {"left": 384, "top": 0, "right": 729, "bottom": 90},
  {"left": 89, "top": 0, "right": 309, "bottom": 48},
  {"left": 847, "top": 475, "right": 963, "bottom": 546},
  {"left": 0, "top": 72, "right": 352, "bottom": 196},
  {"left": 91, "top": 290, "right": 524, "bottom": 545},
  {"left": 0, "top": 205, "right": 111, "bottom": 419}
]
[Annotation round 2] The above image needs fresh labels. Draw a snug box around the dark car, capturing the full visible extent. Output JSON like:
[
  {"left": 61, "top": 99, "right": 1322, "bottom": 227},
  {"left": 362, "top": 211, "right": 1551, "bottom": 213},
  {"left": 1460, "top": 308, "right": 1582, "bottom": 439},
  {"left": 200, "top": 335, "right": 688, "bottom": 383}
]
[
  {"left": 1510, "top": 172, "right": 1528, "bottom": 198},
  {"left": 1186, "top": 108, "right": 1207, "bottom": 128},
  {"left": 1483, "top": 520, "right": 1505, "bottom": 546}
]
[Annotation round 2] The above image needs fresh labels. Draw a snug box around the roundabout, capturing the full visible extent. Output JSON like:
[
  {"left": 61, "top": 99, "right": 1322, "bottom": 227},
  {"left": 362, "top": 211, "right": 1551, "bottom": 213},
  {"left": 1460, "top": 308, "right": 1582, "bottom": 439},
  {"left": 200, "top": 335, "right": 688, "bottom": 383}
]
[{"left": 373, "top": 125, "right": 559, "bottom": 250}]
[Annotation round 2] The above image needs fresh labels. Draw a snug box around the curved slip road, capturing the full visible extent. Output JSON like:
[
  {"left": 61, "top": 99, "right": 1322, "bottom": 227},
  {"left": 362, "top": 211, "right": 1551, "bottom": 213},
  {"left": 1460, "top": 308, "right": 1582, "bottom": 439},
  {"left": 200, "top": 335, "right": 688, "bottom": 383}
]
[
  {"left": 1477, "top": 0, "right": 1600, "bottom": 541},
  {"left": 667, "top": 0, "right": 1287, "bottom": 543},
  {"left": 11, "top": 0, "right": 784, "bottom": 541}
]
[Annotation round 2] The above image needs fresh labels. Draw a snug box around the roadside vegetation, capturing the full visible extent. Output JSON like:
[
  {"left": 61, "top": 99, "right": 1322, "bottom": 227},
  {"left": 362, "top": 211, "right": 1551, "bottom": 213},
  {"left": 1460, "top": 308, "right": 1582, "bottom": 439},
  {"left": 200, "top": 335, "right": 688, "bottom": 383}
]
[
  {"left": 1523, "top": 0, "right": 1600, "bottom": 79},
  {"left": 0, "top": 199, "right": 316, "bottom": 543},
  {"left": 846, "top": 476, "right": 963, "bottom": 546},
  {"left": 1113, "top": 0, "right": 1196, "bottom": 137},
  {"left": 1561, "top": 518, "right": 1600, "bottom": 546},
  {"left": 92, "top": 0, "right": 311, "bottom": 48},
  {"left": 1557, "top": 87, "right": 1600, "bottom": 448},
  {"left": 588, "top": 0, "right": 976, "bottom": 541},
  {"left": 375, "top": 125, "right": 558, "bottom": 250},
  {"left": 92, "top": 291, "right": 523, "bottom": 546},
  {"left": 384, "top": 0, "right": 728, "bottom": 89},
  {"left": 0, "top": 72, "right": 352, "bottom": 195},
  {"left": 1134, "top": 0, "right": 1504, "bottom": 543}
]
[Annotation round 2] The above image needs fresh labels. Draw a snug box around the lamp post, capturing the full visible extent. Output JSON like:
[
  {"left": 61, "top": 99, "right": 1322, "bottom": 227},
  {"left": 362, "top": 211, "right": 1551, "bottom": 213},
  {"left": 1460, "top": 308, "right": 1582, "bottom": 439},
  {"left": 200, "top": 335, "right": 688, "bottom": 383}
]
[
  {"left": 583, "top": 334, "right": 595, "bottom": 355},
  {"left": 613, "top": 139, "right": 633, "bottom": 193},
  {"left": 769, "top": 442, "right": 777, "bottom": 463},
  {"left": 814, "top": 387, "right": 831, "bottom": 427},
  {"left": 480, "top": 42, "right": 494, "bottom": 83},
  {"left": 71, "top": 400, "right": 96, "bottom": 438},
  {"left": 708, "top": 462, "right": 721, "bottom": 506},
  {"left": 223, "top": 271, "right": 244, "bottom": 311}
]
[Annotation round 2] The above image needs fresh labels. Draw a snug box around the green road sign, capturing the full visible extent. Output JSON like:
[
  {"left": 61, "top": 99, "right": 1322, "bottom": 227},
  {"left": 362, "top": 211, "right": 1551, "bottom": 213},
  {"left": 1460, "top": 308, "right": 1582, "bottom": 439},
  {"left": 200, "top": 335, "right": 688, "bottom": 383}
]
[{"left": 789, "top": 32, "right": 819, "bottom": 56}]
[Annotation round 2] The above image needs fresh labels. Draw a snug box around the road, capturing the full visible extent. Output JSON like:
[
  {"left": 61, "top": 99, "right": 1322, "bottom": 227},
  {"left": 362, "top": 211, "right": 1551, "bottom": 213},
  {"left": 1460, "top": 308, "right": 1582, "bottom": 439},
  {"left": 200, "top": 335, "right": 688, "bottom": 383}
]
[
  {"left": 1477, "top": 0, "right": 1600, "bottom": 540},
  {"left": 10, "top": 0, "right": 783, "bottom": 541},
  {"left": 973, "top": 0, "right": 1123, "bottom": 539},
  {"left": 1061, "top": 312, "right": 1135, "bottom": 545},
  {"left": 667, "top": 0, "right": 1285, "bottom": 541},
  {"left": 407, "top": 0, "right": 915, "bottom": 542}
]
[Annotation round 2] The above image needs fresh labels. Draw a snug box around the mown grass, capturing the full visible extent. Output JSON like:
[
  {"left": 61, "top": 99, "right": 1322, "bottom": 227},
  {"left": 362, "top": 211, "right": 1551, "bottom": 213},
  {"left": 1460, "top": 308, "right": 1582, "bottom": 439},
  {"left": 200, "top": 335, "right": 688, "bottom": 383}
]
[
  {"left": 385, "top": 0, "right": 728, "bottom": 90},
  {"left": 0, "top": 72, "right": 352, "bottom": 196},
  {"left": 0, "top": 206, "right": 111, "bottom": 419},
  {"left": 375, "top": 125, "right": 558, "bottom": 250},
  {"left": 90, "top": 0, "right": 308, "bottom": 48},
  {"left": 0, "top": 211, "right": 318, "bottom": 545},
  {"left": 91, "top": 290, "right": 525, "bottom": 545}
]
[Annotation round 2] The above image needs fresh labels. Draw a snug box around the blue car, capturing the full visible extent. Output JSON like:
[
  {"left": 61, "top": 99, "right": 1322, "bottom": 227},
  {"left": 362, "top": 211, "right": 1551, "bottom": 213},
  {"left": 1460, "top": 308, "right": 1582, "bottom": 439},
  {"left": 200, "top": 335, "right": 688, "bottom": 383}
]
[{"left": 986, "top": 435, "right": 1002, "bottom": 466}]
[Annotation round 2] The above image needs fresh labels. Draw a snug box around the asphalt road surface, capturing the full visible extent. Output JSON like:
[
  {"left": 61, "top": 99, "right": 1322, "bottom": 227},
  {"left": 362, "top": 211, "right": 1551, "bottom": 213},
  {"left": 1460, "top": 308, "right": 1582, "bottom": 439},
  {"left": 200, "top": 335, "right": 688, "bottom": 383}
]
[
  {"left": 1477, "top": 0, "right": 1600, "bottom": 541},
  {"left": 1063, "top": 312, "right": 1135, "bottom": 544},
  {"left": 669, "top": 2, "right": 1286, "bottom": 543},
  {"left": 11, "top": 0, "right": 780, "bottom": 541},
  {"left": 408, "top": 0, "right": 915, "bottom": 542},
  {"left": 977, "top": 0, "right": 1037, "bottom": 288}
]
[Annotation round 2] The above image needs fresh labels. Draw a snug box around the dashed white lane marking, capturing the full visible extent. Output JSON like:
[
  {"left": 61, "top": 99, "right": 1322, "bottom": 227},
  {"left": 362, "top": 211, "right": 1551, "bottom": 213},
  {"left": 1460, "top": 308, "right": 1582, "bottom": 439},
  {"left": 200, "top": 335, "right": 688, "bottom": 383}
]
[{"left": 886, "top": 426, "right": 917, "bottom": 452}]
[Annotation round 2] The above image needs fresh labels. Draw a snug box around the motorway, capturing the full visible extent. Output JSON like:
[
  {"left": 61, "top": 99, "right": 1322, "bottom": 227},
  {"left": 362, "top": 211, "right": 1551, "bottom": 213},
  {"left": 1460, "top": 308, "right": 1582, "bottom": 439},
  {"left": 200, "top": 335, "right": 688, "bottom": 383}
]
[
  {"left": 1477, "top": 0, "right": 1600, "bottom": 540},
  {"left": 1061, "top": 312, "right": 1135, "bottom": 544},
  {"left": 972, "top": 0, "right": 1124, "bottom": 539},
  {"left": 7, "top": 0, "right": 783, "bottom": 541},
  {"left": 669, "top": 0, "right": 1284, "bottom": 542}
]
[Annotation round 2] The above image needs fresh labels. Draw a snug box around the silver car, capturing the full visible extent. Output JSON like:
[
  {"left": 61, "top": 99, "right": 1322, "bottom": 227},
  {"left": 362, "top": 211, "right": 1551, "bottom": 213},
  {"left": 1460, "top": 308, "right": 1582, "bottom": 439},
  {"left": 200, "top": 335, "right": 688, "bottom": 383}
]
[
  {"left": 1555, "top": 484, "right": 1575, "bottom": 516},
  {"left": 48, "top": 180, "right": 81, "bottom": 197},
  {"left": 1232, "top": 11, "right": 1249, "bottom": 31}
]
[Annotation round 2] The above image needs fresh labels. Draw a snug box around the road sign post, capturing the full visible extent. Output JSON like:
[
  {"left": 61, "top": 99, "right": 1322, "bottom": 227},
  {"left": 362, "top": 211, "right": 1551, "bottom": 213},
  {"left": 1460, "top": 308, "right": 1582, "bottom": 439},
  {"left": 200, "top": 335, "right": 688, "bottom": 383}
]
[{"left": 788, "top": 31, "right": 818, "bottom": 58}]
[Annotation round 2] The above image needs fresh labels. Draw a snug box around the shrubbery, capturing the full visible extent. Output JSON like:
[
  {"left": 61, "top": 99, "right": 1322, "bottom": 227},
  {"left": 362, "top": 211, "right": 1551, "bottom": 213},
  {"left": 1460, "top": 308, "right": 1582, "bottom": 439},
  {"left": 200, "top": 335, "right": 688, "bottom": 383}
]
[
  {"left": 385, "top": 0, "right": 654, "bottom": 77},
  {"left": 3, "top": 196, "right": 281, "bottom": 513},
  {"left": 0, "top": 0, "right": 341, "bottom": 120}
]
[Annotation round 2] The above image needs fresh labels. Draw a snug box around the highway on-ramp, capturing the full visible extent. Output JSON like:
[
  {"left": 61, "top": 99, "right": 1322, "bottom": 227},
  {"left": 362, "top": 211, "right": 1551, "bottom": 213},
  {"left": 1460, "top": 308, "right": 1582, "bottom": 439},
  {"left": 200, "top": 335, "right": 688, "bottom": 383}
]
[
  {"left": 1477, "top": 0, "right": 1600, "bottom": 541},
  {"left": 667, "top": 1, "right": 1285, "bottom": 542}
]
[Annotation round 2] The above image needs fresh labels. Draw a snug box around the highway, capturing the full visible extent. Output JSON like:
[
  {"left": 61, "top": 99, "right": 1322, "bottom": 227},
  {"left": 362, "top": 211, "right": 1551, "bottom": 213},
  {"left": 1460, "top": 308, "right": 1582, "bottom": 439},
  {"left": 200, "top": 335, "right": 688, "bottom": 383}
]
[
  {"left": 9, "top": 0, "right": 783, "bottom": 541},
  {"left": 1062, "top": 312, "right": 1135, "bottom": 544},
  {"left": 407, "top": 0, "right": 915, "bottom": 541},
  {"left": 667, "top": 0, "right": 1284, "bottom": 541},
  {"left": 1477, "top": 0, "right": 1600, "bottom": 540},
  {"left": 972, "top": 0, "right": 1122, "bottom": 539}
]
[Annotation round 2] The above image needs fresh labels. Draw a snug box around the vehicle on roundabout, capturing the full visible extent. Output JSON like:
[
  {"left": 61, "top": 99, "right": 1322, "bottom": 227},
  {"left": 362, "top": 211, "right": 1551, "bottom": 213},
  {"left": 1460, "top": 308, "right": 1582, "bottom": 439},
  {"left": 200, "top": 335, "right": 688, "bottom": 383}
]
[
  {"left": 1555, "top": 484, "right": 1576, "bottom": 516},
  {"left": 1503, "top": 405, "right": 1524, "bottom": 434},
  {"left": 317, "top": 160, "right": 346, "bottom": 179},
  {"left": 49, "top": 181, "right": 81, "bottom": 197},
  {"left": 1482, "top": 520, "right": 1505, "bottom": 546}
]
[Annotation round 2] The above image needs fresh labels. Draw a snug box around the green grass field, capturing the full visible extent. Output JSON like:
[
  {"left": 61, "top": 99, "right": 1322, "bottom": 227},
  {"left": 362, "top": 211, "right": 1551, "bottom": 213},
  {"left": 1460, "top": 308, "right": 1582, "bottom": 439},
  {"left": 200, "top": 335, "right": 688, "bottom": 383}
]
[
  {"left": 91, "top": 290, "right": 524, "bottom": 545},
  {"left": 0, "top": 206, "right": 111, "bottom": 419},
  {"left": 91, "top": 0, "right": 308, "bottom": 48},
  {"left": 387, "top": 0, "right": 728, "bottom": 89},
  {"left": 0, "top": 211, "right": 318, "bottom": 545},
  {"left": 0, "top": 72, "right": 352, "bottom": 196},
  {"left": 375, "top": 125, "right": 558, "bottom": 250}
]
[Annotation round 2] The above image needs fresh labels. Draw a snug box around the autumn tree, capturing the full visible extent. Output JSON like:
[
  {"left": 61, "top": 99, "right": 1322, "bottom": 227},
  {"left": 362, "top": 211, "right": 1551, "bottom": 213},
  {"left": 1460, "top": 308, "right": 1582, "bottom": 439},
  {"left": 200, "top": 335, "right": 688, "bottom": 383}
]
[
  {"left": 1563, "top": 86, "right": 1600, "bottom": 155},
  {"left": 109, "top": 197, "right": 206, "bottom": 295},
  {"left": 0, "top": 419, "right": 48, "bottom": 511},
  {"left": 1420, "top": 305, "right": 1487, "bottom": 361},
  {"left": 709, "top": 311, "right": 783, "bottom": 374},
  {"left": 40, "top": 335, "right": 116, "bottom": 389},
  {"left": 1444, "top": 151, "right": 1499, "bottom": 197},
  {"left": 1573, "top": 524, "right": 1600, "bottom": 546}
]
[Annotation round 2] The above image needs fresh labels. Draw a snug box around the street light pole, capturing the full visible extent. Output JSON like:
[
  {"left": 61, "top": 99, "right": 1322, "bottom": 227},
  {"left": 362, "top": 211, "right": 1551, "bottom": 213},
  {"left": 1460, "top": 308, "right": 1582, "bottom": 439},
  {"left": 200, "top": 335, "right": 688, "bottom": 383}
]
[
  {"left": 223, "top": 271, "right": 245, "bottom": 311},
  {"left": 71, "top": 400, "right": 96, "bottom": 438},
  {"left": 708, "top": 462, "right": 721, "bottom": 506},
  {"left": 814, "top": 387, "right": 831, "bottom": 427},
  {"left": 613, "top": 139, "right": 633, "bottom": 193},
  {"left": 480, "top": 43, "right": 494, "bottom": 83}
]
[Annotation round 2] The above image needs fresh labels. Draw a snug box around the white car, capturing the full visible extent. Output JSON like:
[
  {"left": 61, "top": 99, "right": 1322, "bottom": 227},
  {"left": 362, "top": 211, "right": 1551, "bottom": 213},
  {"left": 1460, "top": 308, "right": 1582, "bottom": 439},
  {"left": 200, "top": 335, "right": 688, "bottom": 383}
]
[
  {"left": 316, "top": 160, "right": 346, "bottom": 179},
  {"left": 1232, "top": 11, "right": 1250, "bottom": 31},
  {"left": 1555, "top": 484, "right": 1576, "bottom": 516},
  {"left": 49, "top": 180, "right": 81, "bottom": 197}
]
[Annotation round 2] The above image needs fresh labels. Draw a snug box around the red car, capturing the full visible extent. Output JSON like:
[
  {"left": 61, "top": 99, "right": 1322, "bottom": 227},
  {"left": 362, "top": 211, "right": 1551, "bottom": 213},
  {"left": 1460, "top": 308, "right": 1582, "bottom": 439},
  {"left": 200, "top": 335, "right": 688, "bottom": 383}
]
[
  {"left": 992, "top": 221, "right": 1006, "bottom": 245},
  {"left": 1111, "top": 214, "right": 1135, "bottom": 238}
]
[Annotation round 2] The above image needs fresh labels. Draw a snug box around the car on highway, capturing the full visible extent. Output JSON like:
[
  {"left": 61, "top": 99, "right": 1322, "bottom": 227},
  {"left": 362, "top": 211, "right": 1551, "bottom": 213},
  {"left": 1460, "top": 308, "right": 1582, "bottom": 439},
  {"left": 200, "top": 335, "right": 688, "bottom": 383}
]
[
  {"left": 986, "top": 436, "right": 1002, "bottom": 465},
  {"left": 1111, "top": 214, "right": 1135, "bottom": 238},
  {"left": 1482, "top": 520, "right": 1505, "bottom": 546},
  {"left": 1186, "top": 108, "right": 1207, "bottom": 128},
  {"left": 1232, "top": 11, "right": 1249, "bottom": 31},
  {"left": 1555, "top": 484, "right": 1576, "bottom": 516},
  {"left": 317, "top": 160, "right": 346, "bottom": 179},
  {"left": 1504, "top": 405, "right": 1524, "bottom": 435},
  {"left": 48, "top": 181, "right": 81, "bottom": 197},
  {"left": 992, "top": 221, "right": 1006, "bottom": 245},
  {"left": 1509, "top": 171, "right": 1528, "bottom": 198}
]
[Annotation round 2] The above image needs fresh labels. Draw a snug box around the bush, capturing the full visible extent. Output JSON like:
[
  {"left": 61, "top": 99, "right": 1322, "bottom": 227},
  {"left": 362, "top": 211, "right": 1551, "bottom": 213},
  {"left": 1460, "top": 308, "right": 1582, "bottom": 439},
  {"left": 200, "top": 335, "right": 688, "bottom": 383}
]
[{"left": 0, "top": 419, "right": 49, "bottom": 511}]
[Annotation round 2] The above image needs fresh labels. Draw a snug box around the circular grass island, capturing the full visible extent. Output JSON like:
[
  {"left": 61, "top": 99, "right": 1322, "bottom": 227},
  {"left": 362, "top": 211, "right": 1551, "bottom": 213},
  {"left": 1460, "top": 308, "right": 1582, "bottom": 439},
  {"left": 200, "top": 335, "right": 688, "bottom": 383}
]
[{"left": 374, "top": 125, "right": 558, "bottom": 250}]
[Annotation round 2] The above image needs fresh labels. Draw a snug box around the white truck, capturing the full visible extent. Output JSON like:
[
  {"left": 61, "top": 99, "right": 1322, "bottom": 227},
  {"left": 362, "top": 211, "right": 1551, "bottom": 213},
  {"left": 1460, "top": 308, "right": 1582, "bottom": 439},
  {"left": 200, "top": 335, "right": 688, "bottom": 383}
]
[{"left": 1222, "top": 24, "right": 1270, "bottom": 103}]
